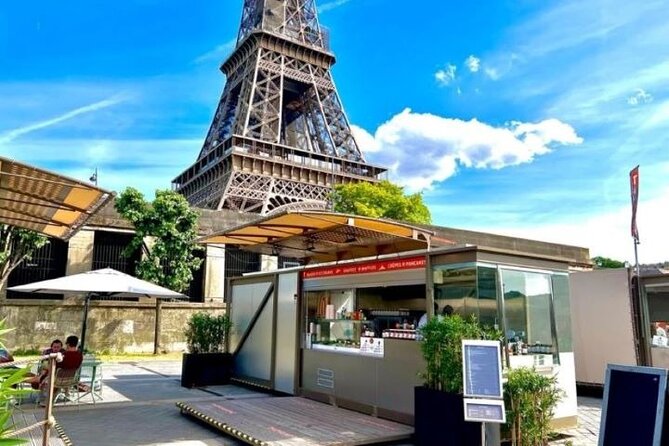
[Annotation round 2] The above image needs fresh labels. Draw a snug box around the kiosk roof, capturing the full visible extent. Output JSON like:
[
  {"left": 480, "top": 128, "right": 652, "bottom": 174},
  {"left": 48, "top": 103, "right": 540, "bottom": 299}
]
[
  {"left": 197, "top": 210, "right": 446, "bottom": 263},
  {"left": 0, "top": 156, "right": 113, "bottom": 240}
]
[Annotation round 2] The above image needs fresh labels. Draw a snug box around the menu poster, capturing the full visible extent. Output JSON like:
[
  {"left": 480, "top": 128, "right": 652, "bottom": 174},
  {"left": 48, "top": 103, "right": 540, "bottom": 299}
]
[
  {"left": 462, "top": 340, "right": 503, "bottom": 399},
  {"left": 359, "top": 337, "right": 384, "bottom": 356}
]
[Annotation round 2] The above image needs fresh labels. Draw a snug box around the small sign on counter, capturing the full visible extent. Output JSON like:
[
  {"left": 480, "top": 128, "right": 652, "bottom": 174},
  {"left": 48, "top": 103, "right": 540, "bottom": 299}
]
[
  {"left": 359, "top": 337, "right": 384, "bottom": 356},
  {"left": 463, "top": 398, "right": 506, "bottom": 423}
]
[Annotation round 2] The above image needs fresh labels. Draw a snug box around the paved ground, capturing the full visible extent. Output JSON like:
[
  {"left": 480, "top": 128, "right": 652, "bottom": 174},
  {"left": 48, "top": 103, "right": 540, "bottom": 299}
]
[
  {"left": 14, "top": 360, "right": 601, "bottom": 445},
  {"left": 550, "top": 397, "right": 601, "bottom": 446}
]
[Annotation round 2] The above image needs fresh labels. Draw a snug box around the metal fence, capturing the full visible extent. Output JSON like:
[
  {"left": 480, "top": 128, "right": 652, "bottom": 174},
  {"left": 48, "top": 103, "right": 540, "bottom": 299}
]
[
  {"left": 92, "top": 230, "right": 141, "bottom": 274},
  {"left": 6, "top": 239, "right": 68, "bottom": 300},
  {"left": 225, "top": 247, "right": 261, "bottom": 278}
]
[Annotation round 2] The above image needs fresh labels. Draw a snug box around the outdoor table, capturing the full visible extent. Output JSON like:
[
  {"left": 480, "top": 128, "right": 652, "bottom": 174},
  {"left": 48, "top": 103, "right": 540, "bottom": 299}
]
[{"left": 78, "top": 358, "right": 103, "bottom": 402}]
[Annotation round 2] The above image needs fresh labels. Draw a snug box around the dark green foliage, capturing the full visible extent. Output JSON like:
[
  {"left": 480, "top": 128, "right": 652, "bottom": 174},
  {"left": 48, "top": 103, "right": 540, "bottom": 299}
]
[
  {"left": 418, "top": 314, "right": 500, "bottom": 393},
  {"left": 0, "top": 319, "right": 31, "bottom": 444},
  {"left": 115, "top": 188, "right": 203, "bottom": 293},
  {"left": 0, "top": 225, "right": 48, "bottom": 288},
  {"left": 504, "top": 367, "right": 563, "bottom": 446},
  {"left": 332, "top": 180, "right": 431, "bottom": 224},
  {"left": 591, "top": 256, "right": 626, "bottom": 269},
  {"left": 184, "top": 313, "right": 232, "bottom": 354}
]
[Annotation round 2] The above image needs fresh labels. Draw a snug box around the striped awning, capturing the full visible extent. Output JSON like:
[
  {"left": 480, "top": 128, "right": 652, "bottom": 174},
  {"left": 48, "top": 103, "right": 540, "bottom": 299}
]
[
  {"left": 0, "top": 157, "right": 112, "bottom": 240},
  {"left": 198, "top": 210, "right": 448, "bottom": 263}
]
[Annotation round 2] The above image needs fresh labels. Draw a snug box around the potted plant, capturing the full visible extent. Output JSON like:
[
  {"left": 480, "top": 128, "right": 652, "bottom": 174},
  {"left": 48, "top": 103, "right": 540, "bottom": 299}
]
[
  {"left": 415, "top": 314, "right": 499, "bottom": 446},
  {"left": 181, "top": 312, "right": 233, "bottom": 388},
  {"left": 503, "top": 367, "right": 563, "bottom": 446}
]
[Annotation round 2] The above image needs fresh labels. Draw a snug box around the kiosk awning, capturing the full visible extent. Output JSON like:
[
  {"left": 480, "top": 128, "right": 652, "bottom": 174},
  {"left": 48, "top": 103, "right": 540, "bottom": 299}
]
[
  {"left": 198, "top": 210, "right": 447, "bottom": 263},
  {"left": 0, "top": 156, "right": 113, "bottom": 240}
]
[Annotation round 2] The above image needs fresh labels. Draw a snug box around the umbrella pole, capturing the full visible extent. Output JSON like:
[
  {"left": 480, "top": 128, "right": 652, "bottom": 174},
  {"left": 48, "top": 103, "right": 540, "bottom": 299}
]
[{"left": 81, "top": 293, "right": 92, "bottom": 352}]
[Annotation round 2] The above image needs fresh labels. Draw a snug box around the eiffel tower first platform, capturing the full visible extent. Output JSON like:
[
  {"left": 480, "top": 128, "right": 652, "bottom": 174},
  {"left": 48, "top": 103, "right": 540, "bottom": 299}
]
[{"left": 173, "top": 0, "right": 386, "bottom": 214}]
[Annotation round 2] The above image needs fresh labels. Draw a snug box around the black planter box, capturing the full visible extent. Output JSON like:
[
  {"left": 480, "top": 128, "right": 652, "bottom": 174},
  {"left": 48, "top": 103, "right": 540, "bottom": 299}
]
[
  {"left": 181, "top": 352, "right": 234, "bottom": 388},
  {"left": 414, "top": 386, "right": 481, "bottom": 446}
]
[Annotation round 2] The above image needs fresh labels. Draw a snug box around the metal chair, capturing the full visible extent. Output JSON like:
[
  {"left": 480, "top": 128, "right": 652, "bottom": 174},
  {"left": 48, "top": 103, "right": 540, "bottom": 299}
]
[{"left": 39, "top": 367, "right": 82, "bottom": 409}]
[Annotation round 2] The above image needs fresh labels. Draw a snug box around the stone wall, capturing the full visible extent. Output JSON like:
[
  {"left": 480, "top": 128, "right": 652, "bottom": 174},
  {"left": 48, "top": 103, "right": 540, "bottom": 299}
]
[{"left": 0, "top": 299, "right": 226, "bottom": 354}]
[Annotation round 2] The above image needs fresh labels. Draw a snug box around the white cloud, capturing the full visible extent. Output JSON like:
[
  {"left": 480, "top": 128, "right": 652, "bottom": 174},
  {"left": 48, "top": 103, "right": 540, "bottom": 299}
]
[
  {"left": 193, "top": 38, "right": 236, "bottom": 64},
  {"left": 318, "top": 0, "right": 353, "bottom": 13},
  {"left": 484, "top": 67, "right": 500, "bottom": 80},
  {"left": 353, "top": 109, "right": 582, "bottom": 191},
  {"left": 480, "top": 187, "right": 669, "bottom": 264},
  {"left": 0, "top": 96, "right": 125, "bottom": 145},
  {"left": 435, "top": 64, "right": 457, "bottom": 86},
  {"left": 3, "top": 138, "right": 201, "bottom": 197},
  {"left": 512, "top": 0, "right": 664, "bottom": 59},
  {"left": 465, "top": 55, "right": 481, "bottom": 73},
  {"left": 627, "top": 88, "right": 654, "bottom": 106}
]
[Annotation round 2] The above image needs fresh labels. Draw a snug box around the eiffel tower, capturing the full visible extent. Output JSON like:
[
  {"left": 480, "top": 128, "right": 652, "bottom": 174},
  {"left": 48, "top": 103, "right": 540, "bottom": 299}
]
[{"left": 173, "top": 0, "right": 386, "bottom": 214}]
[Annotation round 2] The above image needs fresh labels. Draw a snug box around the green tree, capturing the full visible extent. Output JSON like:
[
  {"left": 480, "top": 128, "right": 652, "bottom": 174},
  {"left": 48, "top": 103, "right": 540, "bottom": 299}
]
[
  {"left": 592, "top": 256, "right": 626, "bottom": 269},
  {"left": 0, "top": 225, "right": 48, "bottom": 288},
  {"left": 332, "top": 180, "right": 431, "bottom": 224},
  {"left": 115, "top": 188, "right": 202, "bottom": 293}
]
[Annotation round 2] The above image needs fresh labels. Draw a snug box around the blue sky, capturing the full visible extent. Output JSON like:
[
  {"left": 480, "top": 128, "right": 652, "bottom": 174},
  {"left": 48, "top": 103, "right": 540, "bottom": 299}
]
[{"left": 1, "top": 0, "right": 668, "bottom": 263}]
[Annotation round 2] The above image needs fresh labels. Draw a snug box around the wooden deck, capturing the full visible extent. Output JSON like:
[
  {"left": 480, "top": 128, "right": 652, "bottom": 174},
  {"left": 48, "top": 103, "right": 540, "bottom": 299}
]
[
  {"left": 177, "top": 397, "right": 413, "bottom": 446},
  {"left": 8, "top": 412, "right": 72, "bottom": 446}
]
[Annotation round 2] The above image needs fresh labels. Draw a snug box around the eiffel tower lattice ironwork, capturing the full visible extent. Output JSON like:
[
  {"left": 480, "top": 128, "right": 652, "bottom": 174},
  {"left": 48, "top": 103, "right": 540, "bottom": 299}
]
[{"left": 173, "top": 0, "right": 386, "bottom": 214}]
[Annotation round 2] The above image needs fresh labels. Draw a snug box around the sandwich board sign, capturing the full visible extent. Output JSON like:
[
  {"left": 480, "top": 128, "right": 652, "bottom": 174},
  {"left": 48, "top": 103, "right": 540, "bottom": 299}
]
[
  {"left": 599, "top": 364, "right": 668, "bottom": 446},
  {"left": 462, "top": 340, "right": 505, "bottom": 423}
]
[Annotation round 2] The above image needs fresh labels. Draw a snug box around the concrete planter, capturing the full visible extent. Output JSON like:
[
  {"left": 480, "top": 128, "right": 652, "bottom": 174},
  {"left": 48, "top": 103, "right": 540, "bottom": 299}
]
[
  {"left": 414, "top": 386, "right": 481, "bottom": 446},
  {"left": 181, "top": 352, "right": 233, "bottom": 388}
]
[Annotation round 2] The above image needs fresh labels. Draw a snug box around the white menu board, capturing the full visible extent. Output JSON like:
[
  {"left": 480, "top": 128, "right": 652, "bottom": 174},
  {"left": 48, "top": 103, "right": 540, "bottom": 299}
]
[{"left": 462, "top": 340, "right": 503, "bottom": 399}]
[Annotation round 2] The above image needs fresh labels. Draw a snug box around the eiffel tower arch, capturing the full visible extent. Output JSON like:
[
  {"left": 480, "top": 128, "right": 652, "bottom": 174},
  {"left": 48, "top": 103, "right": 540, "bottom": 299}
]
[{"left": 173, "top": 0, "right": 386, "bottom": 214}]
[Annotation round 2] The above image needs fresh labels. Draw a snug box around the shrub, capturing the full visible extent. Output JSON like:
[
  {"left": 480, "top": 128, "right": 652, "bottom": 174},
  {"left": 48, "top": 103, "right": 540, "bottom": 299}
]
[
  {"left": 0, "top": 319, "right": 31, "bottom": 443},
  {"left": 184, "top": 313, "right": 231, "bottom": 354},
  {"left": 504, "top": 367, "right": 563, "bottom": 446},
  {"left": 419, "top": 314, "right": 500, "bottom": 393}
]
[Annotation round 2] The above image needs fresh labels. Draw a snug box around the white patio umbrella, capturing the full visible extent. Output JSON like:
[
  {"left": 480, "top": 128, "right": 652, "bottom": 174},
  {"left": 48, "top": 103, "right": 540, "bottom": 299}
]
[{"left": 8, "top": 268, "right": 186, "bottom": 351}]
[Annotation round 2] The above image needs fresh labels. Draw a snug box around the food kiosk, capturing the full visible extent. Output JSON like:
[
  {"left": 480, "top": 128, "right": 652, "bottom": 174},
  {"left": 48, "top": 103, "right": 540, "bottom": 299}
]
[{"left": 206, "top": 211, "right": 580, "bottom": 428}]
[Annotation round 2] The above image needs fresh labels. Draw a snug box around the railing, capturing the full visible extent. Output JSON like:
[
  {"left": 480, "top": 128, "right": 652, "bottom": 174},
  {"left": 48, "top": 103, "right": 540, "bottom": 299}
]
[{"left": 1, "top": 352, "right": 63, "bottom": 445}]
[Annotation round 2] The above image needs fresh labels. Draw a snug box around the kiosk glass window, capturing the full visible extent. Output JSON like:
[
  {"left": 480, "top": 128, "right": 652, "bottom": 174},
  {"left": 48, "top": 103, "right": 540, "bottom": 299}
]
[
  {"left": 501, "top": 269, "right": 557, "bottom": 357},
  {"left": 433, "top": 265, "right": 497, "bottom": 327},
  {"left": 434, "top": 265, "right": 477, "bottom": 317},
  {"left": 647, "top": 288, "right": 669, "bottom": 348},
  {"left": 477, "top": 266, "right": 498, "bottom": 327},
  {"left": 551, "top": 274, "right": 572, "bottom": 352}
]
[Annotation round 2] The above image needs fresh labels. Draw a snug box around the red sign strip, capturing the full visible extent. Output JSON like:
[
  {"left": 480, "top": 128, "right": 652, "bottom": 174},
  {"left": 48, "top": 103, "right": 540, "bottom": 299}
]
[{"left": 302, "top": 256, "right": 426, "bottom": 279}]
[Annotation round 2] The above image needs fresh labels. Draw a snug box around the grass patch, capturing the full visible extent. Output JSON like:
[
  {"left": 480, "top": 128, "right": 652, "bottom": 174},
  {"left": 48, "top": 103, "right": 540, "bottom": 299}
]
[
  {"left": 14, "top": 351, "right": 183, "bottom": 363},
  {"left": 97, "top": 351, "right": 183, "bottom": 362}
]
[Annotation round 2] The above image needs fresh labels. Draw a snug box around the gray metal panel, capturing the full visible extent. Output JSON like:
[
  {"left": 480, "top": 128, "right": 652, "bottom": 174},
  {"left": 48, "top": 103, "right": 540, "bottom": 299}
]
[
  {"left": 235, "top": 294, "right": 274, "bottom": 381},
  {"left": 229, "top": 281, "right": 273, "bottom": 352},
  {"left": 275, "top": 272, "right": 299, "bottom": 394},
  {"left": 375, "top": 340, "right": 424, "bottom": 415},
  {"left": 302, "top": 340, "right": 424, "bottom": 417},
  {"left": 303, "top": 269, "right": 424, "bottom": 291},
  {"left": 302, "top": 348, "right": 377, "bottom": 405}
]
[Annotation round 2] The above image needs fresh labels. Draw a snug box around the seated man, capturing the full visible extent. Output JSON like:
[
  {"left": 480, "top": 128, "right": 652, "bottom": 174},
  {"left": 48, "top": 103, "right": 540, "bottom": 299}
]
[
  {"left": 27, "top": 336, "right": 82, "bottom": 389},
  {"left": 59, "top": 336, "right": 83, "bottom": 370},
  {"left": 42, "top": 339, "right": 63, "bottom": 356}
]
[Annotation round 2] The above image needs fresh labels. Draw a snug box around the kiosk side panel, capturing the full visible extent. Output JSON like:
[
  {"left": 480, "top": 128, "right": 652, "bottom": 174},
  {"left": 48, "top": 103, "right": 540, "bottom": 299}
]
[{"left": 570, "top": 269, "right": 637, "bottom": 387}]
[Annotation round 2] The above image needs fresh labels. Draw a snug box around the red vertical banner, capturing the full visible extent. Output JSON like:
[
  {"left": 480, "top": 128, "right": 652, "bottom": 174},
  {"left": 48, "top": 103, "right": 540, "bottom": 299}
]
[{"left": 630, "top": 165, "right": 640, "bottom": 242}]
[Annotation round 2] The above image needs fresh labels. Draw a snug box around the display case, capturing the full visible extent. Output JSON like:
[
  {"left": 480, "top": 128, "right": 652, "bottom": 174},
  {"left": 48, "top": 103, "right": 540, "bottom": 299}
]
[{"left": 309, "top": 319, "right": 375, "bottom": 350}]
